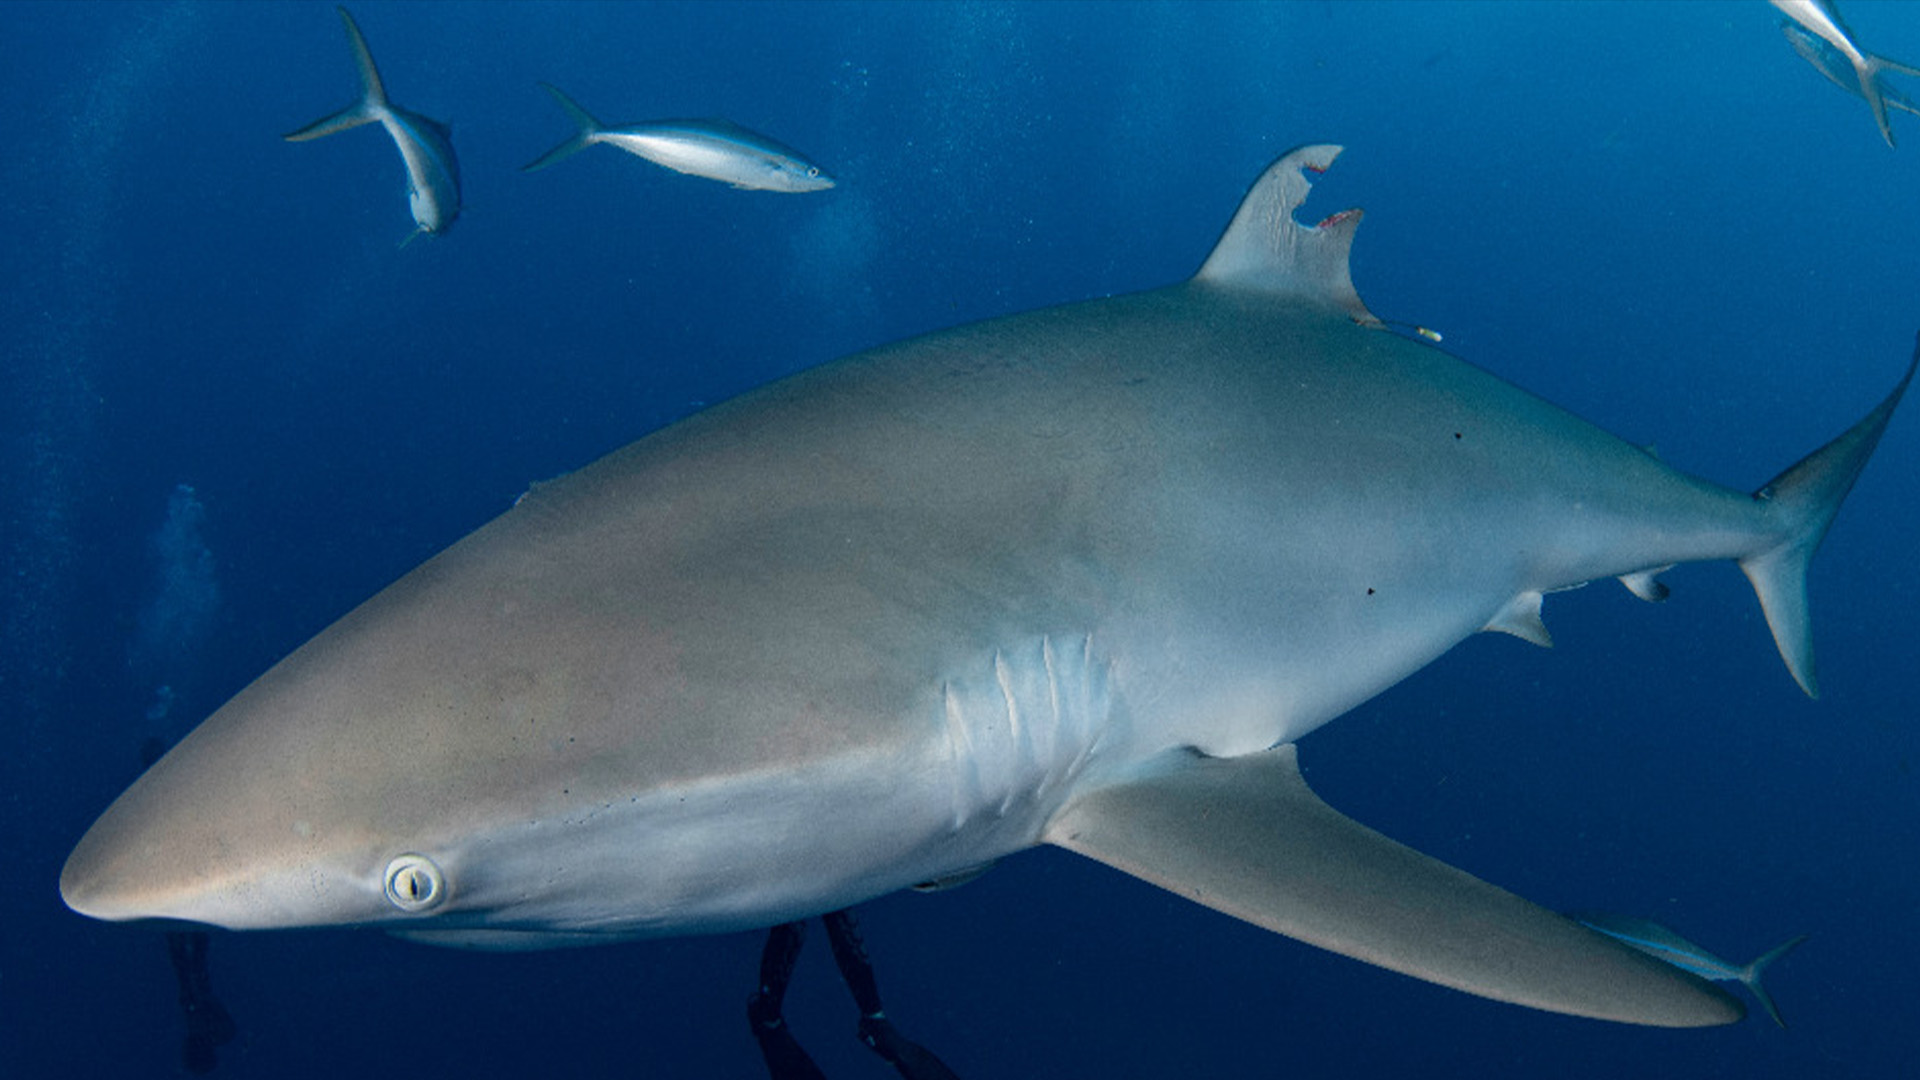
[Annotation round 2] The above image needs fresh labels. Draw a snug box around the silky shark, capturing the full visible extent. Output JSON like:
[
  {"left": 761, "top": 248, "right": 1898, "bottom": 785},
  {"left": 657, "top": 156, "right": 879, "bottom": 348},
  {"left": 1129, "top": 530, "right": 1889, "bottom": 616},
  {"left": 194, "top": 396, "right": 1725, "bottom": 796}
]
[
  {"left": 523, "top": 83, "right": 834, "bottom": 193},
  {"left": 286, "top": 7, "right": 461, "bottom": 237},
  {"left": 1772, "top": 0, "right": 1920, "bottom": 147},
  {"left": 63, "top": 146, "right": 1912, "bottom": 1033}
]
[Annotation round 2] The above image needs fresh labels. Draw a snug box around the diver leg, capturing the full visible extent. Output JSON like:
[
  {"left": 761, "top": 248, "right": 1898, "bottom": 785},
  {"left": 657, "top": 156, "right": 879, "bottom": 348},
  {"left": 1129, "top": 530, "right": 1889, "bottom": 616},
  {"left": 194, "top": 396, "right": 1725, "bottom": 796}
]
[
  {"left": 143, "top": 736, "right": 237, "bottom": 1075},
  {"left": 822, "top": 909, "right": 961, "bottom": 1080},
  {"left": 748, "top": 921, "right": 827, "bottom": 1080},
  {"left": 165, "top": 929, "right": 236, "bottom": 1075}
]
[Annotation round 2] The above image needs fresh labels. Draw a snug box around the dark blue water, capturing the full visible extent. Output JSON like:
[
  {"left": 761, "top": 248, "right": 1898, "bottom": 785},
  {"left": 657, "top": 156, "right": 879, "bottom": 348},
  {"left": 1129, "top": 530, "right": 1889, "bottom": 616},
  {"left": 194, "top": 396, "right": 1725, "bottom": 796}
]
[{"left": 5, "top": 2, "right": 1916, "bottom": 1076}]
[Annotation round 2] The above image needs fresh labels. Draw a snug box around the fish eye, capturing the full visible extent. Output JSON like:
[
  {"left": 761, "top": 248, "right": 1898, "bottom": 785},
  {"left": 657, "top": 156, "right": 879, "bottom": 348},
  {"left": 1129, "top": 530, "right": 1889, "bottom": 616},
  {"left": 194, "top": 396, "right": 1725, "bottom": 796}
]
[
  {"left": 383, "top": 853, "right": 446, "bottom": 913},
  {"left": 807, "top": 167, "right": 819, "bottom": 178}
]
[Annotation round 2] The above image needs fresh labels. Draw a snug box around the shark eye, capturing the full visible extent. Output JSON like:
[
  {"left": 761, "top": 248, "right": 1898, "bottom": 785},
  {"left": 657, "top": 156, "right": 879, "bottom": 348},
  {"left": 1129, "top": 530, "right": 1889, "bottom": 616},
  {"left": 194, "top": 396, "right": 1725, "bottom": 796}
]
[{"left": 383, "top": 854, "right": 446, "bottom": 913}]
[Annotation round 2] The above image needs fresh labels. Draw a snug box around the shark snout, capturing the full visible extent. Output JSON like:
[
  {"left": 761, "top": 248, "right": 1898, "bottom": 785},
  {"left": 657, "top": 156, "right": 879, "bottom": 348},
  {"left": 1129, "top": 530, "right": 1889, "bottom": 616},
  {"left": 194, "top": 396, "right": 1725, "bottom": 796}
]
[{"left": 60, "top": 799, "right": 196, "bottom": 925}]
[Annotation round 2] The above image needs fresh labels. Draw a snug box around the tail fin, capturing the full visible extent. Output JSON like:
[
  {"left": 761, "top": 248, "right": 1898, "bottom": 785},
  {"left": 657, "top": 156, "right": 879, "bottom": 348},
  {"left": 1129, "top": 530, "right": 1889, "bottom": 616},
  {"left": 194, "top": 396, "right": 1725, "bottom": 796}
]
[
  {"left": 1879, "top": 54, "right": 1920, "bottom": 79},
  {"left": 1740, "top": 934, "right": 1809, "bottom": 1029},
  {"left": 1780, "top": 21, "right": 1920, "bottom": 125},
  {"left": 1860, "top": 53, "right": 1915, "bottom": 146},
  {"left": 522, "top": 83, "right": 604, "bottom": 173},
  {"left": 1740, "top": 336, "right": 1917, "bottom": 697},
  {"left": 283, "top": 7, "right": 390, "bottom": 142}
]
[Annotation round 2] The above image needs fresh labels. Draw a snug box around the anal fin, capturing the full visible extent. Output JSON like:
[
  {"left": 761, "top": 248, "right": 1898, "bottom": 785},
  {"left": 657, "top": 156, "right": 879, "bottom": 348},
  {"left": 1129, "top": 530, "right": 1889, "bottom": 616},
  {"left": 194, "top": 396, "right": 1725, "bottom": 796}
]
[
  {"left": 1043, "top": 745, "right": 1743, "bottom": 1027},
  {"left": 1619, "top": 567, "right": 1673, "bottom": 603},
  {"left": 1483, "top": 590, "right": 1553, "bottom": 647}
]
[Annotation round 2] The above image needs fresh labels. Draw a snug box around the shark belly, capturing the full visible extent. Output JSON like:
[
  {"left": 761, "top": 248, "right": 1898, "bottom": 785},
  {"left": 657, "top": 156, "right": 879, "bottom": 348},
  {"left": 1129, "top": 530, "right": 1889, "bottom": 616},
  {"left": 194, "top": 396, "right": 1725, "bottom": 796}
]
[{"left": 430, "top": 634, "right": 1116, "bottom": 941}]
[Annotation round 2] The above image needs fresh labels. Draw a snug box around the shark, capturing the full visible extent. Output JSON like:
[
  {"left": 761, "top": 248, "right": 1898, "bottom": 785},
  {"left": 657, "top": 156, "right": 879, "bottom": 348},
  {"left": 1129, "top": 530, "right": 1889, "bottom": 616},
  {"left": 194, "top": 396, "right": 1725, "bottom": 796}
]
[
  {"left": 1772, "top": 0, "right": 1920, "bottom": 147},
  {"left": 285, "top": 7, "right": 462, "bottom": 238},
  {"left": 62, "top": 145, "right": 1912, "bottom": 1032}
]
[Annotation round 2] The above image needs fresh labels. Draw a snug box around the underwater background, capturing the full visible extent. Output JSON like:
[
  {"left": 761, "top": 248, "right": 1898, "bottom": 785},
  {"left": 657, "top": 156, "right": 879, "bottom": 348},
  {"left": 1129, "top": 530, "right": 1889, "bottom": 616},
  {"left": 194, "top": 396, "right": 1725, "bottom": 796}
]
[{"left": 4, "top": 2, "right": 1916, "bottom": 1076}]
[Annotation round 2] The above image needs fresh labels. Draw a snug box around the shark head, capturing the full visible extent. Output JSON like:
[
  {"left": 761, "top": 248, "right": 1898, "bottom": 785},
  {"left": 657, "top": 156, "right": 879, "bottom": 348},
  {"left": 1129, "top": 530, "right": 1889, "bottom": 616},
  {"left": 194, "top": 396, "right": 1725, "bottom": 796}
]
[
  {"left": 63, "top": 611, "right": 492, "bottom": 932},
  {"left": 59, "top": 534, "right": 714, "bottom": 940},
  {"left": 58, "top": 476, "right": 989, "bottom": 944}
]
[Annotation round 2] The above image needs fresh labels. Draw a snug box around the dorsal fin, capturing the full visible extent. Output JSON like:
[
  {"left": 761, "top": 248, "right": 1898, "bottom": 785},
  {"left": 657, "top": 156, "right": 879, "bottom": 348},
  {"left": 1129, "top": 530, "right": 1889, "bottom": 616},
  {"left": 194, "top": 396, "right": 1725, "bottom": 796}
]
[{"left": 1194, "top": 145, "right": 1379, "bottom": 326}]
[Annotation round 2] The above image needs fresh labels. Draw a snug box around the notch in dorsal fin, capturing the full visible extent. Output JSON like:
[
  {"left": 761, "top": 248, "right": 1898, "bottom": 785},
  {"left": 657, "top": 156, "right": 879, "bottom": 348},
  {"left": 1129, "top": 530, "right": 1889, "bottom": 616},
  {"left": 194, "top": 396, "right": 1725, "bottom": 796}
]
[{"left": 1194, "top": 145, "right": 1379, "bottom": 326}]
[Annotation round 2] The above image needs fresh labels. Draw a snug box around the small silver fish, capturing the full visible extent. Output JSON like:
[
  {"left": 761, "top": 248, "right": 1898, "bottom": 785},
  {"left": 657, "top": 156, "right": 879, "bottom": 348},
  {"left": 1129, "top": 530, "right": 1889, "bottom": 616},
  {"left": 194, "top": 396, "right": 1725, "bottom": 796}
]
[
  {"left": 1772, "top": 0, "right": 1920, "bottom": 147},
  {"left": 285, "top": 7, "right": 461, "bottom": 238},
  {"left": 523, "top": 82, "right": 834, "bottom": 193},
  {"left": 1781, "top": 20, "right": 1920, "bottom": 120},
  {"left": 1572, "top": 912, "right": 1807, "bottom": 1027}
]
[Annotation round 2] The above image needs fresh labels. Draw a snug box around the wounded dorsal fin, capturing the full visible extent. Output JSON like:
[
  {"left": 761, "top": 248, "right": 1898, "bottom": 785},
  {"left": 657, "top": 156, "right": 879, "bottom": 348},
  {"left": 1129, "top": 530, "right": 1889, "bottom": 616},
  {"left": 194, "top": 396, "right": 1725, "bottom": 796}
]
[{"left": 1194, "top": 144, "right": 1379, "bottom": 326}]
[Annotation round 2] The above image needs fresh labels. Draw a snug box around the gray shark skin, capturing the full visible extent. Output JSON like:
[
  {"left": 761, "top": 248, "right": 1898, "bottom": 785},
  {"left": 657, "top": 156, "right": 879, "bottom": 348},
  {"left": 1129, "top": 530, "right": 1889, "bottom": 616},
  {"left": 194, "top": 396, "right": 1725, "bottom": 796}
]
[
  {"left": 63, "top": 146, "right": 1912, "bottom": 1030},
  {"left": 285, "top": 7, "right": 461, "bottom": 237}
]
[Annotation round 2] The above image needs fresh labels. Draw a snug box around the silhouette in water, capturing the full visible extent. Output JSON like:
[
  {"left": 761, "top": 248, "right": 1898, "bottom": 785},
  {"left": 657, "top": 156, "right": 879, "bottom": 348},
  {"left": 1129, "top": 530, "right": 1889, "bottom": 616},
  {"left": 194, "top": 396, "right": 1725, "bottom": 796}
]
[
  {"left": 749, "top": 910, "right": 960, "bottom": 1080},
  {"left": 142, "top": 737, "right": 237, "bottom": 1073}
]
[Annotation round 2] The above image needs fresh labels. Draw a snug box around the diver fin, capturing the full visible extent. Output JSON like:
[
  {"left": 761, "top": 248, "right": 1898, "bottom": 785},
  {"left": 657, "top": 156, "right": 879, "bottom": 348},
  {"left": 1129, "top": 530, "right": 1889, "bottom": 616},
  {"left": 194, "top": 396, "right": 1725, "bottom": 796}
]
[
  {"left": 1741, "top": 934, "right": 1808, "bottom": 1029},
  {"left": 1739, "top": 335, "right": 1917, "bottom": 697},
  {"left": 1483, "top": 590, "right": 1553, "bottom": 647},
  {"left": 1043, "top": 745, "right": 1744, "bottom": 1027},
  {"left": 1193, "top": 145, "right": 1380, "bottom": 326},
  {"left": 522, "top": 83, "right": 604, "bottom": 172}
]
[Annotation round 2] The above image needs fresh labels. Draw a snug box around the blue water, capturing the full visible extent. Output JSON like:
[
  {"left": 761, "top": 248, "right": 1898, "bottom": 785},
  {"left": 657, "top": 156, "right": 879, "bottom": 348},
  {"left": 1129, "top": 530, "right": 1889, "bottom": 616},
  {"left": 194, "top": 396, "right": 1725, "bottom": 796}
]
[{"left": 4, "top": 2, "right": 1916, "bottom": 1076}]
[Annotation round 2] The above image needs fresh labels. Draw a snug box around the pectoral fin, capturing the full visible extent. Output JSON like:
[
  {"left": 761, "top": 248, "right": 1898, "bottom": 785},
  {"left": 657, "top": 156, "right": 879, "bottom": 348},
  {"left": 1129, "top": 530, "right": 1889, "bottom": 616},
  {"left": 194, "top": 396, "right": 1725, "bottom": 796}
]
[{"left": 1043, "top": 745, "right": 1743, "bottom": 1027}]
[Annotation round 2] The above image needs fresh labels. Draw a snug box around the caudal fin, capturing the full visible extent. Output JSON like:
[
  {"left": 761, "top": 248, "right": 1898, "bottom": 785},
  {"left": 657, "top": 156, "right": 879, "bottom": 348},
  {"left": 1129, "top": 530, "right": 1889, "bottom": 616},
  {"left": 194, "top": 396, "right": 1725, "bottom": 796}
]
[
  {"left": 1741, "top": 934, "right": 1809, "bottom": 1029},
  {"left": 1740, "top": 335, "right": 1917, "bottom": 697},
  {"left": 283, "top": 7, "right": 391, "bottom": 142},
  {"left": 1861, "top": 53, "right": 1914, "bottom": 146},
  {"left": 522, "top": 83, "right": 604, "bottom": 173}
]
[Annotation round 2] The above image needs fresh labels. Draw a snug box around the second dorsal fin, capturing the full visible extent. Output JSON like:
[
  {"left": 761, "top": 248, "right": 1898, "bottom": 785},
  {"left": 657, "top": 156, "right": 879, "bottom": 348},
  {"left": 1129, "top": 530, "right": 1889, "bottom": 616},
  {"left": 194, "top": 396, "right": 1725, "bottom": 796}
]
[{"left": 1194, "top": 145, "right": 1379, "bottom": 326}]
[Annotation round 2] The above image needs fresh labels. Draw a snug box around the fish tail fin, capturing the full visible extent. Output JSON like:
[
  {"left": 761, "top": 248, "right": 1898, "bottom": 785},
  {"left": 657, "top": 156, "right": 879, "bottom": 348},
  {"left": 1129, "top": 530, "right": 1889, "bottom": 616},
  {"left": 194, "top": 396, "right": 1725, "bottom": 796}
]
[
  {"left": 1860, "top": 54, "right": 1903, "bottom": 146},
  {"left": 522, "top": 83, "right": 603, "bottom": 172},
  {"left": 1739, "top": 934, "right": 1808, "bottom": 1029},
  {"left": 1738, "top": 336, "right": 1917, "bottom": 697},
  {"left": 1878, "top": 53, "right": 1920, "bottom": 79},
  {"left": 283, "top": 7, "right": 390, "bottom": 142},
  {"left": 335, "top": 7, "right": 389, "bottom": 109}
]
